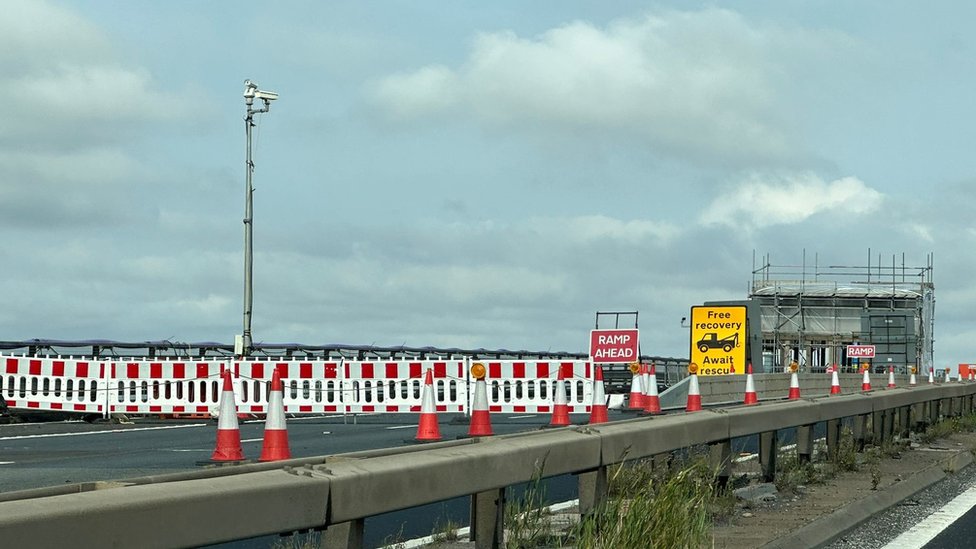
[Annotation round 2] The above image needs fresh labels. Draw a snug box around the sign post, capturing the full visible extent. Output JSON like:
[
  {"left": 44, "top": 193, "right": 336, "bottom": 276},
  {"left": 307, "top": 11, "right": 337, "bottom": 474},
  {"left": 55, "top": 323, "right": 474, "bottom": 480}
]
[{"left": 689, "top": 306, "right": 747, "bottom": 375}]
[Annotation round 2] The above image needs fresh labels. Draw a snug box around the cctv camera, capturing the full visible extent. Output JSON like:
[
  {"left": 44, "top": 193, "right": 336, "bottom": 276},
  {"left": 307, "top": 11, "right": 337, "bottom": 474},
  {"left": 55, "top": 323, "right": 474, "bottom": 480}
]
[
  {"left": 244, "top": 80, "right": 258, "bottom": 98},
  {"left": 254, "top": 90, "right": 279, "bottom": 101}
]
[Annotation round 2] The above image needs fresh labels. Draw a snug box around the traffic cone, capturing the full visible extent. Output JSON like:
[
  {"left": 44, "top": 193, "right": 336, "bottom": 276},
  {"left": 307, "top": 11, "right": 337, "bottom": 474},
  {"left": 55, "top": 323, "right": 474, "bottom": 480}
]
[
  {"left": 468, "top": 372, "right": 494, "bottom": 436},
  {"left": 787, "top": 370, "right": 801, "bottom": 400},
  {"left": 743, "top": 363, "right": 758, "bottom": 405},
  {"left": 830, "top": 368, "right": 842, "bottom": 395},
  {"left": 209, "top": 369, "right": 244, "bottom": 462},
  {"left": 944, "top": 369, "right": 951, "bottom": 383},
  {"left": 928, "top": 368, "right": 935, "bottom": 384},
  {"left": 686, "top": 373, "right": 702, "bottom": 412},
  {"left": 862, "top": 368, "right": 872, "bottom": 391},
  {"left": 549, "top": 368, "right": 571, "bottom": 427},
  {"left": 259, "top": 367, "right": 291, "bottom": 462},
  {"left": 887, "top": 366, "right": 896, "bottom": 389},
  {"left": 909, "top": 368, "right": 917, "bottom": 387},
  {"left": 643, "top": 363, "right": 662, "bottom": 414},
  {"left": 414, "top": 369, "right": 442, "bottom": 442},
  {"left": 588, "top": 366, "right": 609, "bottom": 425},
  {"left": 627, "top": 364, "right": 645, "bottom": 411}
]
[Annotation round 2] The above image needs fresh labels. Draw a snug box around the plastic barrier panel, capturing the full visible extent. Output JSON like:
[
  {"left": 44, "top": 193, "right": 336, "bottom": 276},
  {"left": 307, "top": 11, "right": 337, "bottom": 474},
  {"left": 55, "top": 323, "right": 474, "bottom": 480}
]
[
  {"left": 485, "top": 361, "right": 593, "bottom": 414},
  {"left": 2, "top": 356, "right": 105, "bottom": 414}
]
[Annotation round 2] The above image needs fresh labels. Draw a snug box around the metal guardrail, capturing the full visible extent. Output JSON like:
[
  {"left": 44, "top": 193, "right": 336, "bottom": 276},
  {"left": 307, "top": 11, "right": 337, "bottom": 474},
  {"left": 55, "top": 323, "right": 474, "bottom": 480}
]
[{"left": 0, "top": 383, "right": 973, "bottom": 548}]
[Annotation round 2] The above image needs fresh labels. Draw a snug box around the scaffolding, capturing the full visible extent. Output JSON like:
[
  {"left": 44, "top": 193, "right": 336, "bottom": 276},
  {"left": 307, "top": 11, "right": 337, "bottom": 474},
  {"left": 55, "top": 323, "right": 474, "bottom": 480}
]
[{"left": 750, "top": 250, "right": 934, "bottom": 374}]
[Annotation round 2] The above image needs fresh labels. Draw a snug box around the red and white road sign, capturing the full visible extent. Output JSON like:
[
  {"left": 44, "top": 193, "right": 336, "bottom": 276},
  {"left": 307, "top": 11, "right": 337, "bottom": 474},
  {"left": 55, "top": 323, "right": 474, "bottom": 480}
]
[
  {"left": 589, "top": 329, "right": 639, "bottom": 363},
  {"left": 847, "top": 345, "right": 876, "bottom": 358}
]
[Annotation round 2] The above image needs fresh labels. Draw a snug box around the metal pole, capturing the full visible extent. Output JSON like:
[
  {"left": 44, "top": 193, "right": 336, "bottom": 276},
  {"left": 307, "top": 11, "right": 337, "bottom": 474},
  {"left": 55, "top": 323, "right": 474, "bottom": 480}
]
[{"left": 243, "top": 96, "right": 255, "bottom": 357}]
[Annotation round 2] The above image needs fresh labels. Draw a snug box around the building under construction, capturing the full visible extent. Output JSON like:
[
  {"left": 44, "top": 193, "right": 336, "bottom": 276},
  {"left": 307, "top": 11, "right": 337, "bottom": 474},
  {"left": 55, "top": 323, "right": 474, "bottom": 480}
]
[{"left": 750, "top": 251, "right": 934, "bottom": 374}]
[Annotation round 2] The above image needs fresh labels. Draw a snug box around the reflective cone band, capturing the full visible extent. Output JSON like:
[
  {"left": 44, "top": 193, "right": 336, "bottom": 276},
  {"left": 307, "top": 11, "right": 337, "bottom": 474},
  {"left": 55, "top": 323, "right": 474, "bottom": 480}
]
[
  {"left": 643, "top": 363, "right": 662, "bottom": 414},
  {"left": 887, "top": 366, "right": 896, "bottom": 389},
  {"left": 550, "top": 368, "right": 571, "bottom": 427},
  {"left": 468, "top": 376, "right": 494, "bottom": 436},
  {"left": 414, "top": 369, "right": 442, "bottom": 442},
  {"left": 210, "top": 369, "right": 244, "bottom": 462},
  {"left": 628, "top": 365, "right": 645, "bottom": 411},
  {"left": 787, "top": 371, "right": 801, "bottom": 400},
  {"left": 830, "top": 368, "right": 842, "bottom": 395},
  {"left": 862, "top": 368, "right": 872, "bottom": 391},
  {"left": 686, "top": 374, "right": 702, "bottom": 412},
  {"left": 744, "top": 363, "right": 758, "bottom": 405},
  {"left": 259, "top": 367, "right": 291, "bottom": 462},
  {"left": 588, "top": 366, "right": 609, "bottom": 425}
]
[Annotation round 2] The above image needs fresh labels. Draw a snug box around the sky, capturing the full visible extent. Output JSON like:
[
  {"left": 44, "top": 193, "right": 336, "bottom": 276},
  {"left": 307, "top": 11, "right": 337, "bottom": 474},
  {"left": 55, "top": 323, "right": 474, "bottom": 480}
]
[{"left": 2, "top": 1, "right": 974, "bottom": 365}]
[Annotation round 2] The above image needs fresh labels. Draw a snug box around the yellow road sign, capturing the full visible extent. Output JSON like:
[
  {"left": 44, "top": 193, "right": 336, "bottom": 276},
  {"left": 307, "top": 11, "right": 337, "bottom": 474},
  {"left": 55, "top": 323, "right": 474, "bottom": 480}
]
[{"left": 690, "top": 305, "right": 747, "bottom": 376}]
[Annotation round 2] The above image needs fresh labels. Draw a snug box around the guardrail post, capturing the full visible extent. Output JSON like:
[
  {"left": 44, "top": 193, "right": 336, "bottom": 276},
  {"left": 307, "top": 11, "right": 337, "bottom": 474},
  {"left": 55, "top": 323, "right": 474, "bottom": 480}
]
[
  {"left": 852, "top": 414, "right": 866, "bottom": 452},
  {"left": 796, "top": 425, "right": 813, "bottom": 464},
  {"left": 914, "top": 402, "right": 927, "bottom": 431},
  {"left": 578, "top": 466, "right": 609, "bottom": 517},
  {"left": 709, "top": 440, "right": 732, "bottom": 489},
  {"left": 882, "top": 408, "right": 894, "bottom": 442},
  {"left": 871, "top": 410, "right": 884, "bottom": 445},
  {"left": 759, "top": 431, "right": 777, "bottom": 483},
  {"left": 930, "top": 398, "right": 941, "bottom": 424},
  {"left": 898, "top": 406, "right": 910, "bottom": 438},
  {"left": 321, "top": 519, "right": 364, "bottom": 549},
  {"left": 470, "top": 488, "right": 505, "bottom": 549},
  {"left": 825, "top": 419, "right": 841, "bottom": 460}
]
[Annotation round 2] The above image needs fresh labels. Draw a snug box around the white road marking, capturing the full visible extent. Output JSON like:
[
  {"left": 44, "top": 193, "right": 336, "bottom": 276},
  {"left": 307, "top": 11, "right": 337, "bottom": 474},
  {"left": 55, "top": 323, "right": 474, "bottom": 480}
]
[
  {"left": 322, "top": 431, "right": 331, "bottom": 435},
  {"left": 0, "top": 424, "right": 207, "bottom": 441},
  {"left": 882, "top": 484, "right": 976, "bottom": 548},
  {"left": 241, "top": 438, "right": 263, "bottom": 443},
  {"left": 386, "top": 425, "right": 416, "bottom": 430},
  {"left": 508, "top": 415, "right": 537, "bottom": 419},
  {"left": 0, "top": 461, "right": 15, "bottom": 465}
]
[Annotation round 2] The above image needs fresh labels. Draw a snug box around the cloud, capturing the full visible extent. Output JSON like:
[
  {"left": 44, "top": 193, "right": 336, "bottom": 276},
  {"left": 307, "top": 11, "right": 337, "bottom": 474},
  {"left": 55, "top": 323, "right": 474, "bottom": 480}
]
[
  {"left": 699, "top": 173, "right": 884, "bottom": 229},
  {"left": 370, "top": 8, "right": 851, "bottom": 164}
]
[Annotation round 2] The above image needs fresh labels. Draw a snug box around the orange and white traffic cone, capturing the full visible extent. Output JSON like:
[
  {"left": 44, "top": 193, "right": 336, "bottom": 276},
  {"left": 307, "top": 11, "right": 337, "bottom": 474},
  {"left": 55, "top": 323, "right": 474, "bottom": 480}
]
[
  {"left": 414, "top": 369, "right": 442, "bottom": 442},
  {"left": 686, "top": 372, "right": 702, "bottom": 412},
  {"left": 944, "top": 369, "right": 951, "bottom": 383},
  {"left": 588, "top": 366, "right": 609, "bottom": 425},
  {"left": 909, "top": 367, "right": 917, "bottom": 387},
  {"left": 928, "top": 368, "right": 935, "bottom": 384},
  {"left": 468, "top": 363, "right": 494, "bottom": 436},
  {"left": 627, "top": 363, "right": 645, "bottom": 411},
  {"left": 549, "top": 368, "right": 571, "bottom": 427},
  {"left": 643, "top": 363, "right": 662, "bottom": 414},
  {"left": 830, "top": 367, "right": 842, "bottom": 395},
  {"left": 209, "top": 369, "right": 245, "bottom": 463},
  {"left": 862, "top": 367, "right": 872, "bottom": 391},
  {"left": 887, "top": 366, "right": 896, "bottom": 389},
  {"left": 787, "top": 370, "right": 801, "bottom": 400},
  {"left": 259, "top": 367, "right": 291, "bottom": 462},
  {"left": 743, "top": 363, "right": 758, "bottom": 405}
]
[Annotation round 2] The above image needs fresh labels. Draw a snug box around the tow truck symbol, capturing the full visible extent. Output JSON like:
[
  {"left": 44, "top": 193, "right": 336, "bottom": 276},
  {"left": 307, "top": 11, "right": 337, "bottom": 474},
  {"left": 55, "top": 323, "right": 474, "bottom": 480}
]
[{"left": 697, "top": 332, "right": 739, "bottom": 354}]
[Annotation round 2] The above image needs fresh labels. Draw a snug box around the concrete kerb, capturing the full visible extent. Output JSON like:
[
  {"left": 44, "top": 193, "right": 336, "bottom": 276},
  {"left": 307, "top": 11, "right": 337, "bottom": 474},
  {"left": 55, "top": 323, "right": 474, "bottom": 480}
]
[{"left": 761, "top": 449, "right": 976, "bottom": 549}]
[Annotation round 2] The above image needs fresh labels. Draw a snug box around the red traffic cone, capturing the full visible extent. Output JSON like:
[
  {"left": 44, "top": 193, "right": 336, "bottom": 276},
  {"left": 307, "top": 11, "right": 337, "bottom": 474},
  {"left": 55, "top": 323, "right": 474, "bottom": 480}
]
[
  {"left": 259, "top": 367, "right": 291, "bottom": 462},
  {"left": 928, "top": 368, "right": 935, "bottom": 384},
  {"left": 210, "top": 369, "right": 245, "bottom": 462},
  {"left": 643, "top": 363, "right": 662, "bottom": 414},
  {"left": 627, "top": 363, "right": 645, "bottom": 411},
  {"left": 830, "top": 367, "right": 842, "bottom": 395},
  {"left": 944, "top": 368, "right": 951, "bottom": 383},
  {"left": 909, "top": 367, "right": 917, "bottom": 387},
  {"left": 787, "top": 370, "right": 801, "bottom": 400},
  {"left": 743, "top": 363, "right": 758, "bottom": 405},
  {"left": 887, "top": 366, "right": 896, "bottom": 389},
  {"left": 862, "top": 367, "right": 872, "bottom": 391},
  {"left": 414, "top": 369, "right": 442, "bottom": 442},
  {"left": 468, "top": 365, "right": 494, "bottom": 436},
  {"left": 549, "top": 368, "right": 571, "bottom": 427},
  {"left": 686, "top": 373, "right": 702, "bottom": 412},
  {"left": 588, "top": 366, "right": 609, "bottom": 424}
]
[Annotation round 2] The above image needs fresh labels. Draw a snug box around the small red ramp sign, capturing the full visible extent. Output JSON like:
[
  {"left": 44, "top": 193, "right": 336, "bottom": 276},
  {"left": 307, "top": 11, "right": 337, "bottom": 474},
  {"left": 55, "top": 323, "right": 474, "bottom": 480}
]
[{"left": 589, "top": 329, "right": 639, "bottom": 363}]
